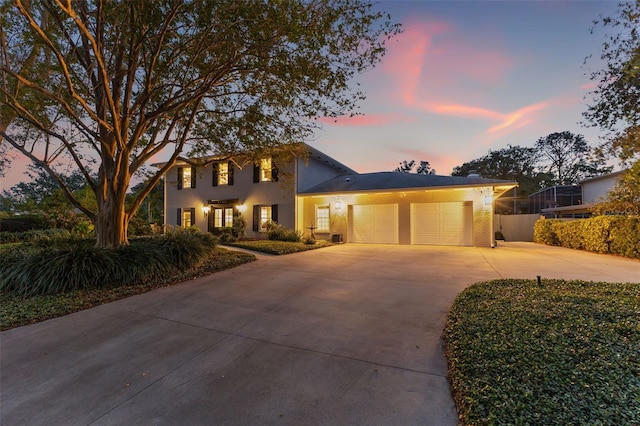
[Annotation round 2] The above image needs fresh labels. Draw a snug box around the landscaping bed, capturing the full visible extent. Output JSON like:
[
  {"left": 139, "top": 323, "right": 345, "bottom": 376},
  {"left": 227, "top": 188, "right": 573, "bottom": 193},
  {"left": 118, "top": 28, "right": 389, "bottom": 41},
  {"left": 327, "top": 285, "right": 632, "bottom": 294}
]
[
  {"left": 1, "top": 247, "right": 255, "bottom": 330},
  {"left": 225, "top": 239, "right": 333, "bottom": 255},
  {"left": 444, "top": 278, "right": 640, "bottom": 425}
]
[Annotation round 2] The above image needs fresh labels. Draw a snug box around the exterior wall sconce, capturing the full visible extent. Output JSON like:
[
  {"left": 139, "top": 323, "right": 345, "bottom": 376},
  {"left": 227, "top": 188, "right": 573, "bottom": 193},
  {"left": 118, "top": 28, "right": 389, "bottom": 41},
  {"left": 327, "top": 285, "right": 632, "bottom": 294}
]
[
  {"left": 335, "top": 201, "right": 344, "bottom": 210},
  {"left": 236, "top": 203, "right": 247, "bottom": 213},
  {"left": 483, "top": 194, "right": 493, "bottom": 206},
  {"left": 202, "top": 206, "right": 210, "bottom": 218}
]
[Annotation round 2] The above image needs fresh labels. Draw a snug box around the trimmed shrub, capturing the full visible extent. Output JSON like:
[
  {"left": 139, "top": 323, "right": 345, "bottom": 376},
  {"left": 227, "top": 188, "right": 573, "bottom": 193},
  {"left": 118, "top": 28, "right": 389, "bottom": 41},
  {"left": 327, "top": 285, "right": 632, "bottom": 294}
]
[
  {"left": 533, "top": 219, "right": 560, "bottom": 245},
  {"left": 609, "top": 216, "right": 640, "bottom": 259},
  {"left": 533, "top": 216, "right": 640, "bottom": 259},
  {"left": 266, "top": 222, "right": 302, "bottom": 242},
  {"left": 0, "top": 215, "right": 49, "bottom": 232},
  {"left": 554, "top": 220, "right": 584, "bottom": 250},
  {"left": 0, "top": 229, "right": 217, "bottom": 296}
]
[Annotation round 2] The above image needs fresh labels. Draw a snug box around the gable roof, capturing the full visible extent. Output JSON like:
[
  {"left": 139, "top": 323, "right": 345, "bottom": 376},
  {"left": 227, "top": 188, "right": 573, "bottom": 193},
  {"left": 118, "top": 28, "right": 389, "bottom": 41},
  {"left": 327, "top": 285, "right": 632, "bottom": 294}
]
[{"left": 299, "top": 172, "right": 517, "bottom": 195}]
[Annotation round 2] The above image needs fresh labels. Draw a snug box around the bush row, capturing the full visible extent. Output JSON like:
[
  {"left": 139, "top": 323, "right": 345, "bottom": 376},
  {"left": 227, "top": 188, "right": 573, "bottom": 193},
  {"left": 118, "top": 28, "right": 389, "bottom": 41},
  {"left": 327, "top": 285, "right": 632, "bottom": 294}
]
[
  {"left": 533, "top": 216, "right": 640, "bottom": 259},
  {"left": 0, "top": 228, "right": 72, "bottom": 244},
  {"left": 266, "top": 221, "right": 302, "bottom": 242},
  {"left": 0, "top": 215, "right": 50, "bottom": 232},
  {"left": 0, "top": 229, "right": 217, "bottom": 297}
]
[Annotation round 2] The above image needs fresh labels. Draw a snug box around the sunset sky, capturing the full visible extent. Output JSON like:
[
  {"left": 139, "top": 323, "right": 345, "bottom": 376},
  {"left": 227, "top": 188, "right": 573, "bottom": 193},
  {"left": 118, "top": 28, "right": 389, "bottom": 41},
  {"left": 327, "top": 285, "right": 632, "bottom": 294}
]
[
  {"left": 1, "top": 1, "right": 621, "bottom": 191},
  {"left": 310, "top": 0, "right": 620, "bottom": 175}
]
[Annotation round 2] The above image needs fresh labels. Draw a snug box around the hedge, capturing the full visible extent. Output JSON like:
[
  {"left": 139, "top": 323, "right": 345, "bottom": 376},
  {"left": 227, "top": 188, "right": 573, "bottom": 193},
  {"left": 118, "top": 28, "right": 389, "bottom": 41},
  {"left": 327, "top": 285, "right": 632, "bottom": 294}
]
[{"left": 533, "top": 216, "right": 640, "bottom": 259}]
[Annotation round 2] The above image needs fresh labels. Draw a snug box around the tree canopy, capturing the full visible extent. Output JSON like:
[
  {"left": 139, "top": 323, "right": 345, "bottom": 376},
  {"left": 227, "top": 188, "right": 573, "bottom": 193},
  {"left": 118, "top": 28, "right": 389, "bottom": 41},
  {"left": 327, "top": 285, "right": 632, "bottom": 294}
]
[
  {"left": 584, "top": 1, "right": 639, "bottom": 214},
  {"left": 0, "top": 0, "right": 400, "bottom": 247},
  {"left": 451, "top": 145, "right": 549, "bottom": 195},
  {"left": 534, "top": 131, "right": 612, "bottom": 185},
  {"left": 394, "top": 160, "right": 436, "bottom": 175}
]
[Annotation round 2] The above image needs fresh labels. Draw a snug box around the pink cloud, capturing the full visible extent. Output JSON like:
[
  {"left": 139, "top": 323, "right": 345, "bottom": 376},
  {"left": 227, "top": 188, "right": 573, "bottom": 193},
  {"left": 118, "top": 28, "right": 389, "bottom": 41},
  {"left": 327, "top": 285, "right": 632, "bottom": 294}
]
[
  {"left": 486, "top": 102, "right": 548, "bottom": 134},
  {"left": 317, "top": 113, "right": 415, "bottom": 127}
]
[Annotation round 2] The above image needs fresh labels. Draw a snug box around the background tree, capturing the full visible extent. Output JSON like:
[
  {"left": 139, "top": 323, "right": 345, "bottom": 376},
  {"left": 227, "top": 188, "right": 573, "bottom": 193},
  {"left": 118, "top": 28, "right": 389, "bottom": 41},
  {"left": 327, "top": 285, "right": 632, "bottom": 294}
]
[
  {"left": 394, "top": 160, "right": 436, "bottom": 174},
  {"left": 0, "top": 0, "right": 399, "bottom": 247},
  {"left": 584, "top": 1, "right": 639, "bottom": 214},
  {"left": 451, "top": 145, "right": 551, "bottom": 213},
  {"left": 534, "top": 131, "right": 612, "bottom": 185},
  {"left": 1, "top": 167, "right": 96, "bottom": 229}
]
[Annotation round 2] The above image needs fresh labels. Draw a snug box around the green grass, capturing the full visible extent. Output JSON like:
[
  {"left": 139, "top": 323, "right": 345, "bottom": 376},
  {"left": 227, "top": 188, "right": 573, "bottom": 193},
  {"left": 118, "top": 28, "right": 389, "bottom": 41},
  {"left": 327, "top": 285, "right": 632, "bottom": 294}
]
[
  {"left": 444, "top": 279, "right": 640, "bottom": 425},
  {"left": 0, "top": 247, "right": 255, "bottom": 330},
  {"left": 225, "top": 239, "right": 333, "bottom": 255}
]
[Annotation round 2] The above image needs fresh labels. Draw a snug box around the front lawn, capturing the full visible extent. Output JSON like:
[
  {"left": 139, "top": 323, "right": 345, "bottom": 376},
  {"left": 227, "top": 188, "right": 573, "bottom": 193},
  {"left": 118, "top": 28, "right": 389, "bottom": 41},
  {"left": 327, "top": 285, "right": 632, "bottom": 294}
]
[
  {"left": 1, "top": 247, "right": 255, "bottom": 330},
  {"left": 225, "top": 239, "right": 333, "bottom": 255},
  {"left": 444, "top": 279, "right": 640, "bottom": 425}
]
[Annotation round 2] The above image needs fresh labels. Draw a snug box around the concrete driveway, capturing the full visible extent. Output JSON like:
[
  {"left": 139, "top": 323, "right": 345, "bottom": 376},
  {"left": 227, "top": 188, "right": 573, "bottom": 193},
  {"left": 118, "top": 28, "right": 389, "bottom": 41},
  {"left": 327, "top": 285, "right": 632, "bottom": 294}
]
[{"left": 1, "top": 242, "right": 638, "bottom": 425}]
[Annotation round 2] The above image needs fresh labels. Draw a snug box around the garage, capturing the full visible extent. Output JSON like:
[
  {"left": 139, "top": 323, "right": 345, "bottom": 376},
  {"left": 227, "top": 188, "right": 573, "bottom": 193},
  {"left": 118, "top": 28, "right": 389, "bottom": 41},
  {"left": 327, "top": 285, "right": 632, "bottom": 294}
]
[
  {"left": 350, "top": 204, "right": 398, "bottom": 244},
  {"left": 411, "top": 202, "right": 472, "bottom": 246}
]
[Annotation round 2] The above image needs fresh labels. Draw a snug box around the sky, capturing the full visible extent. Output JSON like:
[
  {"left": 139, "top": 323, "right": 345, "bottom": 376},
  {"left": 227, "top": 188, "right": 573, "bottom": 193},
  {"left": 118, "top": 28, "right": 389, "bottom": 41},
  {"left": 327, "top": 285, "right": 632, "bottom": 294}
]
[
  {"left": 309, "top": 0, "right": 620, "bottom": 175},
  {"left": 0, "top": 0, "right": 621, "bottom": 191}
]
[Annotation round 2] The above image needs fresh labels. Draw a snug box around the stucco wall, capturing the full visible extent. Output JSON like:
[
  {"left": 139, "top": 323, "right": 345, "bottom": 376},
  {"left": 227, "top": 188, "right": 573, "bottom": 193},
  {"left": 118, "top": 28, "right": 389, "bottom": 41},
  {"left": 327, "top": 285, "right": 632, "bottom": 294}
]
[
  {"left": 164, "top": 161, "right": 295, "bottom": 237},
  {"left": 298, "top": 186, "right": 495, "bottom": 247},
  {"left": 582, "top": 175, "right": 619, "bottom": 204}
]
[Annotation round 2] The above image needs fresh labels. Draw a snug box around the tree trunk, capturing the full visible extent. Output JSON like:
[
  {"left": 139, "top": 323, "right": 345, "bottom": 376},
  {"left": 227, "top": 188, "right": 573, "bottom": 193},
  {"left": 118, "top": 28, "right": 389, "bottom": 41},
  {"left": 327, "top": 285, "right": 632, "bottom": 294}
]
[{"left": 95, "top": 196, "right": 129, "bottom": 247}]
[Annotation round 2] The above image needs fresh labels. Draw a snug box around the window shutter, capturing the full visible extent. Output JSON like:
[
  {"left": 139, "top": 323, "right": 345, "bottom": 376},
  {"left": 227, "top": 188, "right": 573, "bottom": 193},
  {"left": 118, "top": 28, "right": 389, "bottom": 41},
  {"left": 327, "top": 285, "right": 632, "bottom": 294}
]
[
  {"left": 271, "top": 204, "right": 278, "bottom": 223},
  {"left": 190, "top": 208, "right": 195, "bottom": 226},
  {"left": 253, "top": 205, "right": 260, "bottom": 232},
  {"left": 190, "top": 167, "right": 196, "bottom": 188},
  {"left": 228, "top": 162, "right": 234, "bottom": 185},
  {"left": 253, "top": 164, "right": 259, "bottom": 183},
  {"left": 177, "top": 168, "right": 183, "bottom": 190},
  {"left": 177, "top": 208, "right": 182, "bottom": 226},
  {"left": 212, "top": 164, "right": 219, "bottom": 187},
  {"left": 272, "top": 163, "right": 278, "bottom": 182}
]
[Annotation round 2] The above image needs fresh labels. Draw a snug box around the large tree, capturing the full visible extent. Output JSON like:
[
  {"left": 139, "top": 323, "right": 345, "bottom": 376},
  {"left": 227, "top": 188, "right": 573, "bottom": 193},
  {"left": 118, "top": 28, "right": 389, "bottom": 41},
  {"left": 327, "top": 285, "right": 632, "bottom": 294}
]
[
  {"left": 584, "top": 1, "right": 639, "bottom": 213},
  {"left": 534, "top": 131, "right": 612, "bottom": 185},
  {"left": 0, "top": 0, "right": 399, "bottom": 247},
  {"left": 451, "top": 145, "right": 548, "bottom": 195}
]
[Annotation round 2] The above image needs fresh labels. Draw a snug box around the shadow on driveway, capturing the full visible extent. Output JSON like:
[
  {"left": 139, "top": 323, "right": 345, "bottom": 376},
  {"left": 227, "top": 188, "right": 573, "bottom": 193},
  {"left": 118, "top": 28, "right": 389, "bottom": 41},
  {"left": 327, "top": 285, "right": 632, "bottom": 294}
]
[{"left": 1, "top": 243, "right": 638, "bottom": 425}]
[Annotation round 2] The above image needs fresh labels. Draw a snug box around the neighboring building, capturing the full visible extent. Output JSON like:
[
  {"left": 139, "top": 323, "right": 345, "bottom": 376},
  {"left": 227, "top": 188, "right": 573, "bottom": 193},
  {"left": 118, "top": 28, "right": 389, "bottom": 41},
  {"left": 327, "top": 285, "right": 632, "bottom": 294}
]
[
  {"left": 158, "top": 144, "right": 517, "bottom": 247},
  {"left": 530, "top": 171, "right": 624, "bottom": 218}
]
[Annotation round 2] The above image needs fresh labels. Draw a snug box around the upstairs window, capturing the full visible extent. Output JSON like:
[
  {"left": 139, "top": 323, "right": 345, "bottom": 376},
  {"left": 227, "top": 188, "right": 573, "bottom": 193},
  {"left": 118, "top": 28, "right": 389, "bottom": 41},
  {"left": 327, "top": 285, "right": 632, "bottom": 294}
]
[
  {"left": 213, "top": 162, "right": 234, "bottom": 186},
  {"left": 253, "top": 157, "right": 278, "bottom": 183},
  {"left": 260, "top": 158, "right": 272, "bottom": 182},
  {"left": 177, "top": 167, "right": 196, "bottom": 190}
]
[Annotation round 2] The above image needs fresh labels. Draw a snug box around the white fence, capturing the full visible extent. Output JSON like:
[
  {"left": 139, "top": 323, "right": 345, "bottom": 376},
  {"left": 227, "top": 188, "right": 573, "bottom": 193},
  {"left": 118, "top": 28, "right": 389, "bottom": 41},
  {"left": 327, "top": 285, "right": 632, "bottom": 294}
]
[{"left": 493, "top": 214, "right": 542, "bottom": 242}]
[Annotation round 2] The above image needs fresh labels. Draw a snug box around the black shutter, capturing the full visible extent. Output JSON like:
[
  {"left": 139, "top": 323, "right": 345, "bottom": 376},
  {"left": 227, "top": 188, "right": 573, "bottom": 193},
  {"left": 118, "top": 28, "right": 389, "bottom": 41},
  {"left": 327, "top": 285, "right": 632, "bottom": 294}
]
[
  {"left": 253, "top": 164, "right": 259, "bottom": 183},
  {"left": 190, "top": 208, "right": 195, "bottom": 226},
  {"left": 212, "top": 163, "right": 219, "bottom": 187},
  {"left": 272, "top": 161, "right": 278, "bottom": 182},
  {"left": 271, "top": 204, "right": 278, "bottom": 223},
  {"left": 190, "top": 167, "right": 196, "bottom": 188},
  {"left": 253, "top": 205, "right": 260, "bottom": 232},
  {"left": 228, "top": 162, "right": 234, "bottom": 185},
  {"left": 177, "top": 168, "right": 183, "bottom": 190},
  {"left": 177, "top": 208, "right": 182, "bottom": 226}
]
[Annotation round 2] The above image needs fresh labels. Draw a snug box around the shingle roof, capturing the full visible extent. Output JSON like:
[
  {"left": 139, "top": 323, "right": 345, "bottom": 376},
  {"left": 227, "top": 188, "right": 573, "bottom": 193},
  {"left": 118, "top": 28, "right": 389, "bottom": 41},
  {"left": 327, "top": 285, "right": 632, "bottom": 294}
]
[{"left": 299, "top": 172, "right": 517, "bottom": 195}]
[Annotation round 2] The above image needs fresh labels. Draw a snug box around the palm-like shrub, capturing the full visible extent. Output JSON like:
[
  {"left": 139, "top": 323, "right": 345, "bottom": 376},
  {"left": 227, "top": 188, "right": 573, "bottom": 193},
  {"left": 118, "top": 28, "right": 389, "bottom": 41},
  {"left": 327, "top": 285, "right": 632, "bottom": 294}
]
[{"left": 0, "top": 229, "right": 217, "bottom": 297}]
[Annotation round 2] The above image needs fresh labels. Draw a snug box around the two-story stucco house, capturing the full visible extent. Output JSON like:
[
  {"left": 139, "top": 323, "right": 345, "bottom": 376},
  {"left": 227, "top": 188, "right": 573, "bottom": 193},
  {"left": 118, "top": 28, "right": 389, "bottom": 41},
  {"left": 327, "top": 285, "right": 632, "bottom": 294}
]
[{"left": 158, "top": 144, "right": 517, "bottom": 247}]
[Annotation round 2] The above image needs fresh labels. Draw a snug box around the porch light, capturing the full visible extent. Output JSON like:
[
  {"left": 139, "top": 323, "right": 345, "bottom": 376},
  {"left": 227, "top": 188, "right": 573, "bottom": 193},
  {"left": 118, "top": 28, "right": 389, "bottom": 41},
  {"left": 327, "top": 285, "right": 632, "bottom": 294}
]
[
  {"left": 335, "top": 201, "right": 344, "bottom": 210},
  {"left": 237, "top": 204, "right": 247, "bottom": 213},
  {"left": 483, "top": 194, "right": 493, "bottom": 206},
  {"left": 202, "top": 206, "right": 210, "bottom": 217}
]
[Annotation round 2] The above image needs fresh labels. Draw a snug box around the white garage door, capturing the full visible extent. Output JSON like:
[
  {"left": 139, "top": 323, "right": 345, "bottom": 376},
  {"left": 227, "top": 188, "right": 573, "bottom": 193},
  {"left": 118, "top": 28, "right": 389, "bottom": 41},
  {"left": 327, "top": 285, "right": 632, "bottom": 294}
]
[
  {"left": 351, "top": 204, "right": 398, "bottom": 244},
  {"left": 411, "top": 202, "right": 472, "bottom": 246}
]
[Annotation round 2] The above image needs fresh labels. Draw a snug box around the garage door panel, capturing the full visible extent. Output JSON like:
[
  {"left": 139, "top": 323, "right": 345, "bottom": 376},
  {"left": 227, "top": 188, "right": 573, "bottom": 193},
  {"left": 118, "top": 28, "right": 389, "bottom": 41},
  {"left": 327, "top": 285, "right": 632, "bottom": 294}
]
[
  {"left": 411, "top": 202, "right": 472, "bottom": 246},
  {"left": 351, "top": 204, "right": 398, "bottom": 244}
]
